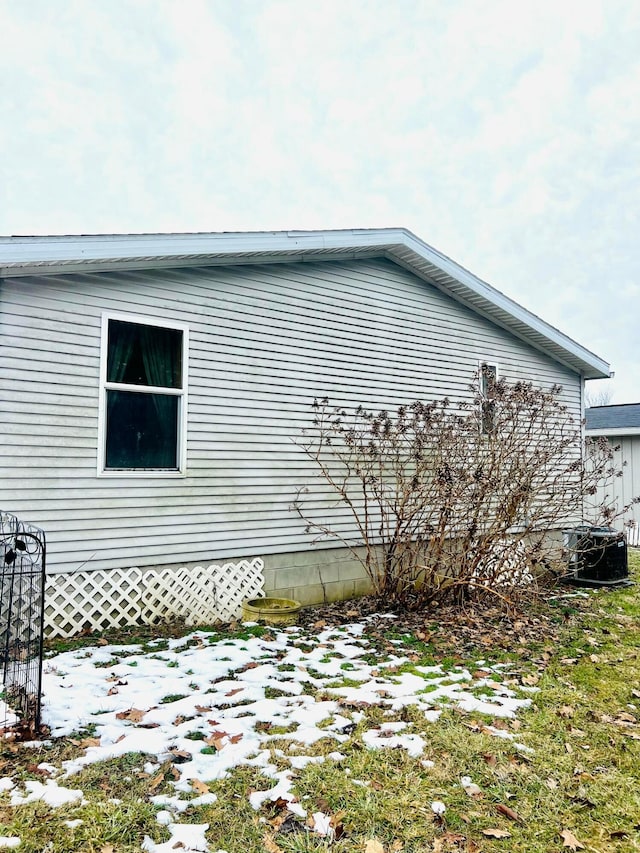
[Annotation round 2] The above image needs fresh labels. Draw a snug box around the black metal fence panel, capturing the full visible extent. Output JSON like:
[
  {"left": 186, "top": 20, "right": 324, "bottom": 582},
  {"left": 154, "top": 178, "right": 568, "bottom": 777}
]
[{"left": 0, "top": 510, "right": 46, "bottom": 737}]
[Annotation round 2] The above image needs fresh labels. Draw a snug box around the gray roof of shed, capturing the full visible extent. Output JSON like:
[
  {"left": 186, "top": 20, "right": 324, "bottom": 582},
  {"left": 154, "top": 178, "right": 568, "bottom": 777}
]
[
  {"left": 0, "top": 227, "right": 610, "bottom": 379},
  {"left": 585, "top": 404, "right": 640, "bottom": 432}
]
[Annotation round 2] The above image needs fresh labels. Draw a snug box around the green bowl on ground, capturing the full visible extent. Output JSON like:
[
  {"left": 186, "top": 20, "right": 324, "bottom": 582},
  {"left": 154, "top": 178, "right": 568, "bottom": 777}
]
[{"left": 241, "top": 597, "right": 302, "bottom": 627}]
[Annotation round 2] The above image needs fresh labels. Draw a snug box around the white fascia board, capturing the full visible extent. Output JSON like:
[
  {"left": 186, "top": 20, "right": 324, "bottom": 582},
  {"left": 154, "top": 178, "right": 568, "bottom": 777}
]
[
  {"left": 0, "top": 227, "right": 610, "bottom": 379},
  {"left": 387, "top": 233, "right": 610, "bottom": 380},
  {"left": 585, "top": 427, "right": 640, "bottom": 438},
  {"left": 0, "top": 228, "right": 405, "bottom": 269}
]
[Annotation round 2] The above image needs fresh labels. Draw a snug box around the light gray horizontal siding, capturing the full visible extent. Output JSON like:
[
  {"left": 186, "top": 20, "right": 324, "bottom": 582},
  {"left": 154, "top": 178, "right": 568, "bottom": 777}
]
[
  {"left": 594, "top": 436, "right": 640, "bottom": 546},
  {"left": 0, "top": 258, "right": 582, "bottom": 573}
]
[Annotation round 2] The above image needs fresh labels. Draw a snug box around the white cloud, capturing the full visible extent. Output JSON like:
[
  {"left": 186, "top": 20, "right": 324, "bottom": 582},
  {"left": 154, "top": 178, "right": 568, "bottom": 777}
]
[{"left": 0, "top": 0, "right": 638, "bottom": 399}]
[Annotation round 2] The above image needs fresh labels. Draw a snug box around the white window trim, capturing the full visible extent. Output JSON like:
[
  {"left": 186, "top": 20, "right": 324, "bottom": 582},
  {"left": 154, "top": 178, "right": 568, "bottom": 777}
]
[{"left": 97, "top": 311, "right": 189, "bottom": 477}]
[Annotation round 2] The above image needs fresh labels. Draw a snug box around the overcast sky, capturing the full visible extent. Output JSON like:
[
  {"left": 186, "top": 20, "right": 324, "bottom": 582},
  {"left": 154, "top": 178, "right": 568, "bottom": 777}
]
[{"left": 1, "top": 0, "right": 638, "bottom": 402}]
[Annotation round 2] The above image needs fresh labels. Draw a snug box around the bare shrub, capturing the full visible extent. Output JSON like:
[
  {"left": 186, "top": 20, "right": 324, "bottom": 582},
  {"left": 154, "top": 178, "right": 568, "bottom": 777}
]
[{"left": 293, "top": 374, "right": 636, "bottom": 608}]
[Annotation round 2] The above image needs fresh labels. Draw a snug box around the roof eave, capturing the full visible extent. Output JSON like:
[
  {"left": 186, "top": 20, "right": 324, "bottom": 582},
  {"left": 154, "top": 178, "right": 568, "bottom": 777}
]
[
  {"left": 0, "top": 227, "right": 610, "bottom": 380},
  {"left": 586, "top": 427, "right": 640, "bottom": 438}
]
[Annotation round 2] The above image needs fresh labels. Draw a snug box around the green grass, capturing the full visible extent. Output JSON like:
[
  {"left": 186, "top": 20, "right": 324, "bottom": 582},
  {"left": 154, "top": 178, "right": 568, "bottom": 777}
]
[{"left": 5, "top": 551, "right": 640, "bottom": 851}]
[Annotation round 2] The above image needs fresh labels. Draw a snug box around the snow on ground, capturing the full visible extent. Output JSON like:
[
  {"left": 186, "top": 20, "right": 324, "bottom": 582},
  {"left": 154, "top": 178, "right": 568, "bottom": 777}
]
[
  {"left": 4, "top": 617, "right": 535, "bottom": 852},
  {"left": 10, "top": 779, "right": 83, "bottom": 808}
]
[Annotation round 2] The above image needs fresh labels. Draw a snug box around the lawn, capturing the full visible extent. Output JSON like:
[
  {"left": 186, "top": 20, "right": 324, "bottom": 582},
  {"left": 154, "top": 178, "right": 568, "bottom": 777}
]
[{"left": 1, "top": 551, "right": 639, "bottom": 853}]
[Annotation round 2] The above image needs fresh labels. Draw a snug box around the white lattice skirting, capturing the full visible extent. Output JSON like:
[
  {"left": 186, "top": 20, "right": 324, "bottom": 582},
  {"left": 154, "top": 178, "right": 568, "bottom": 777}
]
[{"left": 44, "top": 558, "right": 265, "bottom": 638}]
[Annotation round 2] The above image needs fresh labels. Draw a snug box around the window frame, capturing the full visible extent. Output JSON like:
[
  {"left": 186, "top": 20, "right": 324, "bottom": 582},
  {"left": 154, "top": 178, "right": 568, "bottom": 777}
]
[
  {"left": 97, "top": 312, "right": 189, "bottom": 477},
  {"left": 479, "top": 360, "right": 499, "bottom": 435}
]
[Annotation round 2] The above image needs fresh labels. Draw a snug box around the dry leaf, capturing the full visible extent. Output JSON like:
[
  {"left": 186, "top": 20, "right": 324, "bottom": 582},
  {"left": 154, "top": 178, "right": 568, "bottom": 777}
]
[
  {"left": 263, "top": 833, "right": 283, "bottom": 853},
  {"left": 442, "top": 832, "right": 466, "bottom": 844},
  {"left": 390, "top": 842, "right": 404, "bottom": 852},
  {"left": 149, "top": 770, "right": 165, "bottom": 791},
  {"left": 194, "top": 705, "right": 212, "bottom": 713},
  {"left": 190, "top": 778, "right": 210, "bottom": 795},
  {"left": 560, "top": 828, "right": 585, "bottom": 850},
  {"left": 26, "top": 763, "right": 52, "bottom": 777},
  {"left": 589, "top": 654, "right": 600, "bottom": 663},
  {"left": 496, "top": 803, "right": 523, "bottom": 823},
  {"left": 205, "top": 733, "right": 226, "bottom": 749},
  {"left": 115, "top": 707, "right": 146, "bottom": 723},
  {"left": 364, "top": 839, "right": 385, "bottom": 853},
  {"left": 100, "top": 846, "right": 114, "bottom": 853},
  {"left": 521, "top": 674, "right": 539, "bottom": 686},
  {"left": 168, "top": 748, "right": 192, "bottom": 762},
  {"left": 558, "top": 706, "right": 575, "bottom": 718},
  {"left": 330, "top": 809, "right": 346, "bottom": 840},
  {"left": 546, "top": 778, "right": 558, "bottom": 790},
  {"left": 481, "top": 828, "right": 511, "bottom": 838},
  {"left": 225, "top": 688, "right": 243, "bottom": 697},
  {"left": 80, "top": 737, "right": 101, "bottom": 748},
  {"left": 97, "top": 638, "right": 109, "bottom": 646},
  {"left": 616, "top": 712, "right": 636, "bottom": 723}
]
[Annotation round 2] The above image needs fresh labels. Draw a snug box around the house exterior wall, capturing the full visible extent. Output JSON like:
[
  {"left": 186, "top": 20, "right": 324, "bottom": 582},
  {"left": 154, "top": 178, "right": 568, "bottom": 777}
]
[
  {"left": 0, "top": 257, "right": 582, "bottom": 581},
  {"left": 593, "top": 435, "right": 640, "bottom": 546}
]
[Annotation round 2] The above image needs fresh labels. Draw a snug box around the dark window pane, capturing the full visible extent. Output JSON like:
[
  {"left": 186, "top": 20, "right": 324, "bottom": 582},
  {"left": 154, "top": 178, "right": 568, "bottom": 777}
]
[
  {"left": 106, "top": 390, "right": 179, "bottom": 469},
  {"left": 481, "top": 363, "right": 497, "bottom": 397},
  {"left": 480, "top": 364, "right": 498, "bottom": 434},
  {"left": 107, "top": 320, "right": 182, "bottom": 388}
]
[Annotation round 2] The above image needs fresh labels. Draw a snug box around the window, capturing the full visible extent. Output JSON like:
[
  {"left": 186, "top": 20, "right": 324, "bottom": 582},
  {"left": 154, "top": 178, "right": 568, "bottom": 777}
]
[
  {"left": 99, "top": 315, "right": 188, "bottom": 474},
  {"left": 480, "top": 362, "right": 498, "bottom": 434}
]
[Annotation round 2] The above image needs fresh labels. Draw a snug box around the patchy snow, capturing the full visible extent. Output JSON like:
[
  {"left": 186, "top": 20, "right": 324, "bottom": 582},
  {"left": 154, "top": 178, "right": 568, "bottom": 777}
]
[
  {"left": 0, "top": 701, "right": 18, "bottom": 730},
  {"left": 362, "top": 726, "right": 426, "bottom": 758},
  {"left": 310, "top": 811, "right": 333, "bottom": 837},
  {"left": 151, "top": 792, "right": 217, "bottom": 813},
  {"left": 142, "top": 822, "right": 209, "bottom": 853},
  {"left": 10, "top": 779, "right": 83, "bottom": 808},
  {"left": 36, "top": 762, "right": 59, "bottom": 776},
  {"left": 431, "top": 800, "right": 446, "bottom": 815},
  {"left": 0, "top": 617, "right": 536, "bottom": 848},
  {"left": 0, "top": 839, "right": 20, "bottom": 849}
]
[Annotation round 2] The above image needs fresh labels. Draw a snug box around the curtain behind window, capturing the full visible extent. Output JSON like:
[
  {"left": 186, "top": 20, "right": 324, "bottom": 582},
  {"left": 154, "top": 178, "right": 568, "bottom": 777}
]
[{"left": 105, "top": 320, "right": 182, "bottom": 469}]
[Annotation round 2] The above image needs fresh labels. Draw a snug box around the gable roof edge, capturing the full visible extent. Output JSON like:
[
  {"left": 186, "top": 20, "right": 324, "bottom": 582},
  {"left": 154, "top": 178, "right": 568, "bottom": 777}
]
[{"left": 0, "top": 227, "right": 610, "bottom": 379}]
